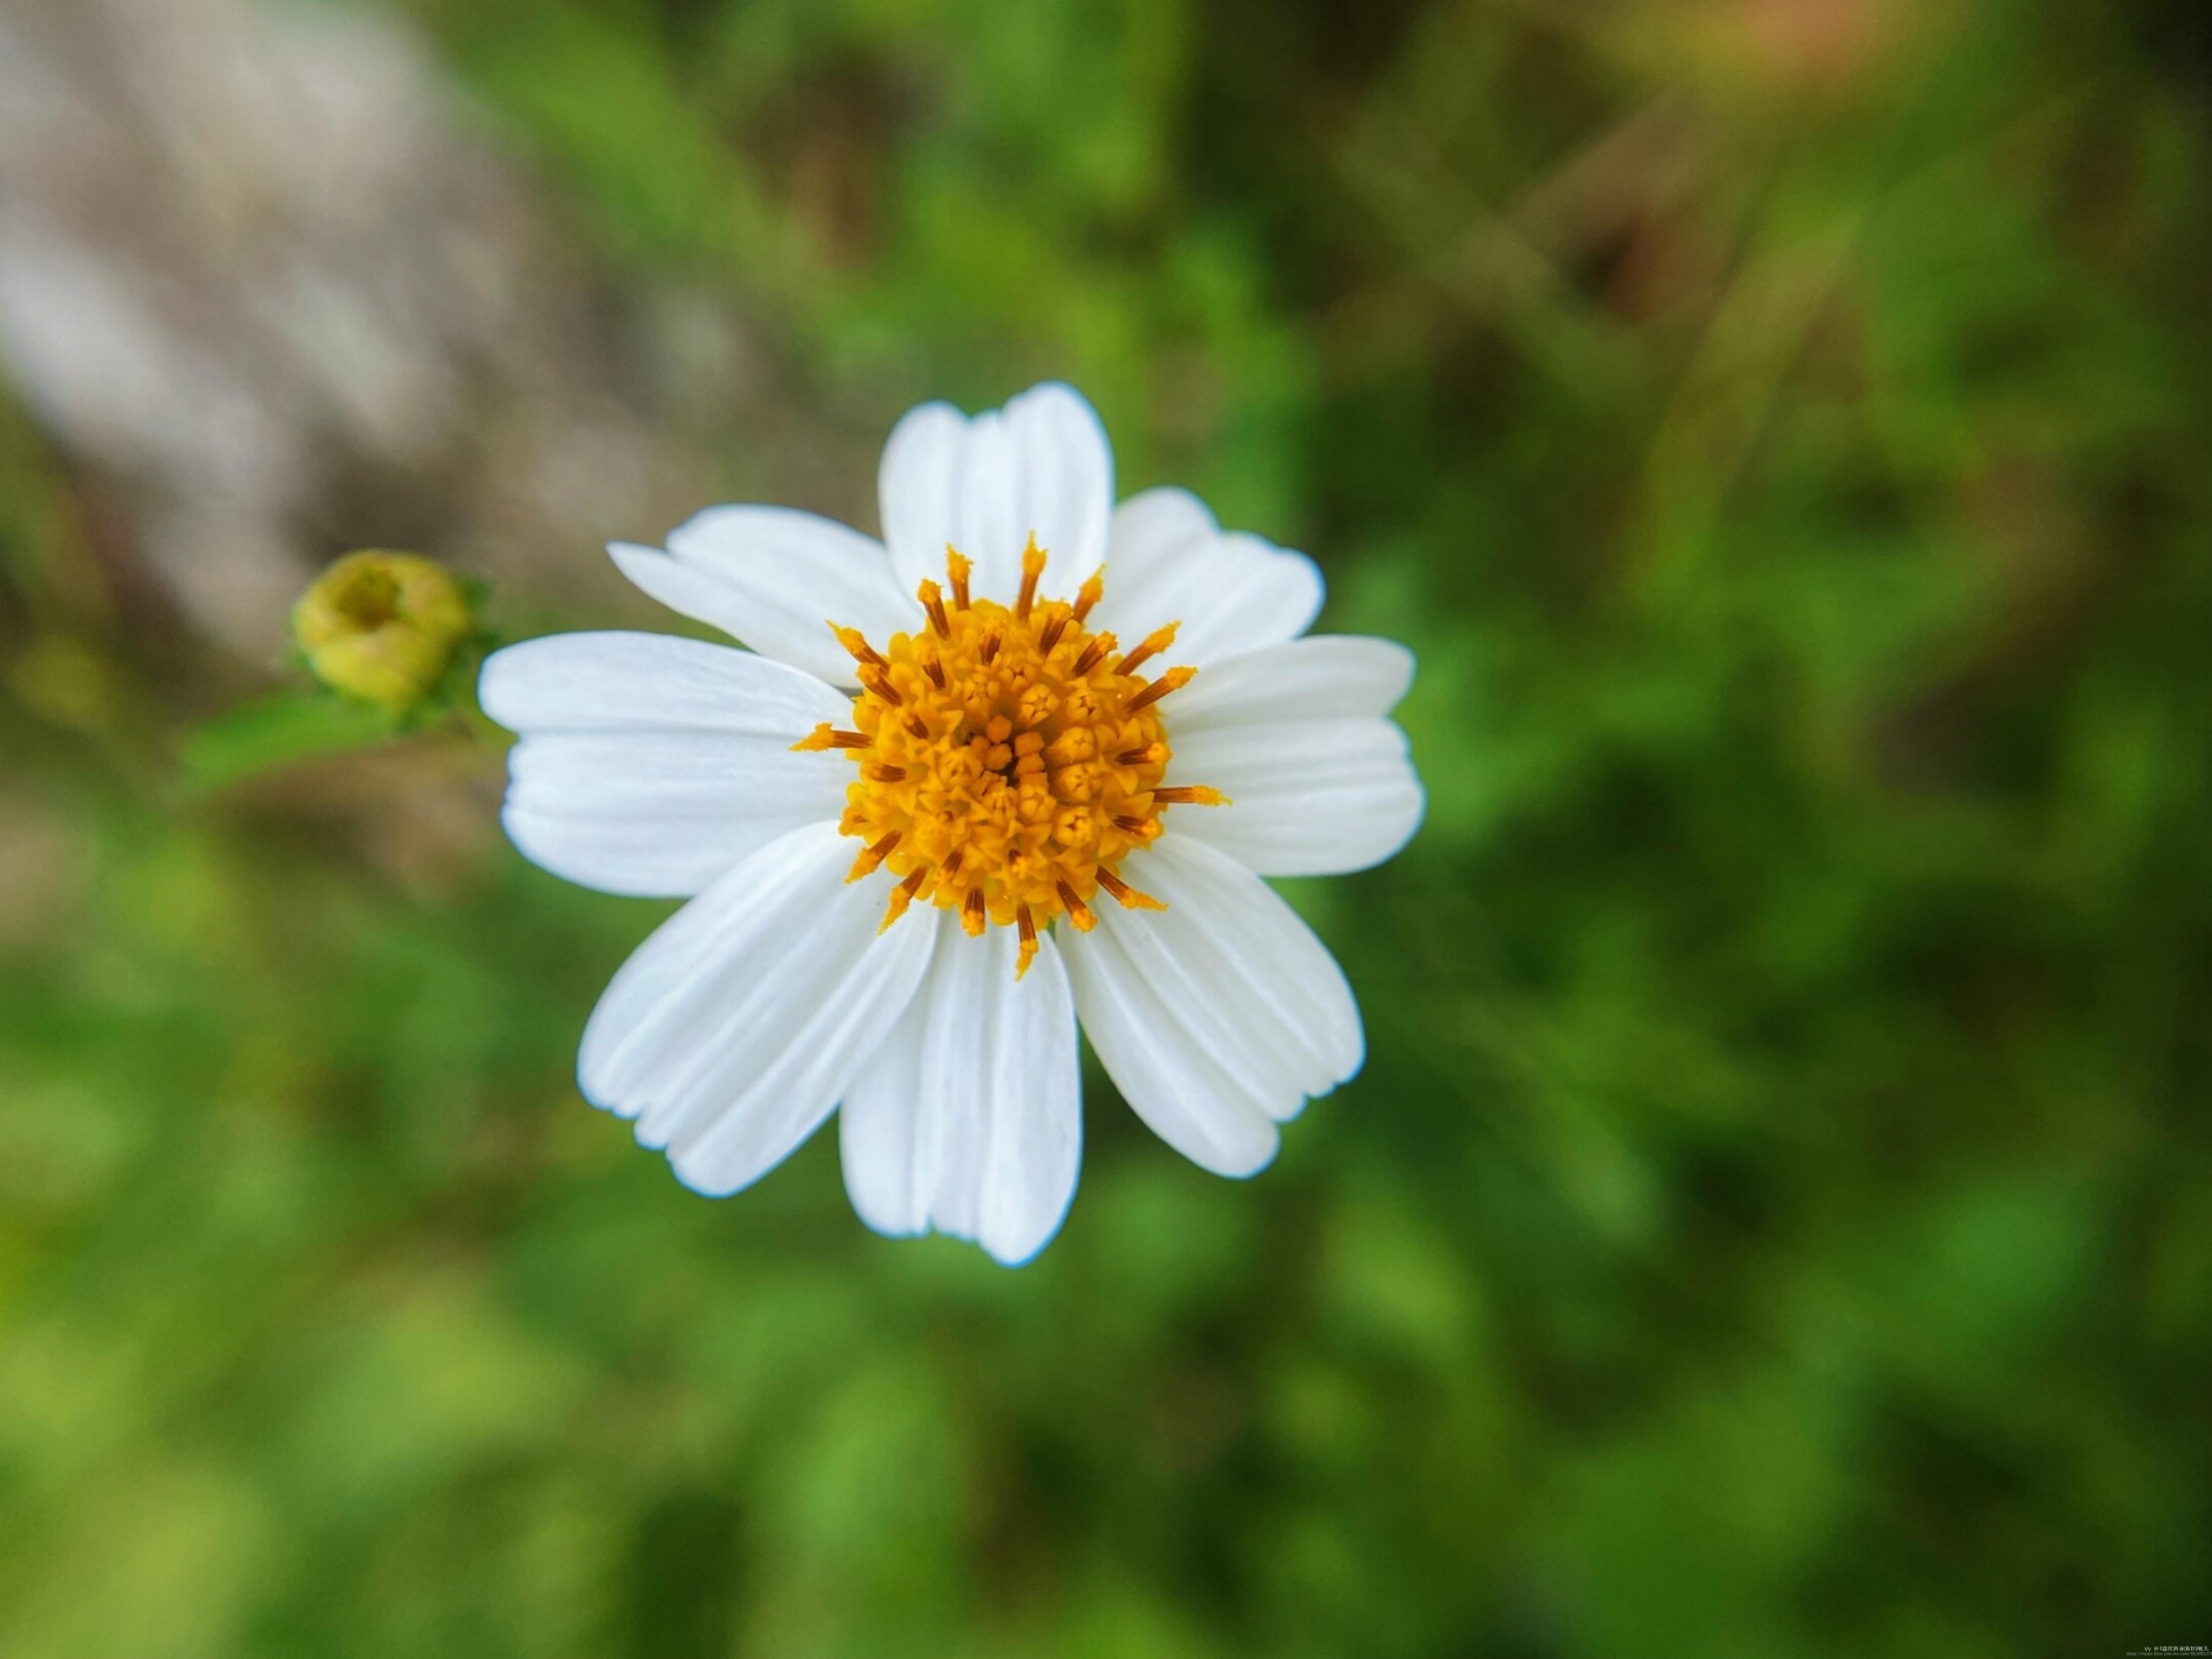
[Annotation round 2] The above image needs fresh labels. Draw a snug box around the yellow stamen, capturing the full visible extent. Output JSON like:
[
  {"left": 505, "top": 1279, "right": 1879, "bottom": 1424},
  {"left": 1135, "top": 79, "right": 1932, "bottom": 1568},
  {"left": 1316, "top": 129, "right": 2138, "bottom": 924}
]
[
  {"left": 1096, "top": 869, "right": 1166, "bottom": 912},
  {"left": 1071, "top": 632, "right": 1118, "bottom": 677},
  {"left": 793, "top": 724, "right": 869, "bottom": 753},
  {"left": 832, "top": 624, "right": 889, "bottom": 671},
  {"left": 1153, "top": 785, "right": 1230, "bottom": 806},
  {"left": 1015, "top": 535, "right": 1045, "bottom": 621},
  {"left": 1072, "top": 570, "right": 1104, "bottom": 622},
  {"left": 1056, "top": 879, "right": 1095, "bottom": 932},
  {"left": 1127, "top": 666, "right": 1196, "bottom": 714},
  {"left": 919, "top": 580, "right": 951, "bottom": 637},
  {"left": 1116, "top": 623, "right": 1179, "bottom": 676},
  {"left": 880, "top": 867, "right": 927, "bottom": 932},
  {"left": 848, "top": 830, "right": 901, "bottom": 881},
  {"left": 814, "top": 546, "right": 1203, "bottom": 973}
]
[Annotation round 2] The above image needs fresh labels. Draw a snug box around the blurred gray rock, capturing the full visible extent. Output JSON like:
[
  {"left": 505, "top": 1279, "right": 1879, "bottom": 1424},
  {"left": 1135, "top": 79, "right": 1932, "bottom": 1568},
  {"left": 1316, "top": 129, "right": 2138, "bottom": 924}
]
[{"left": 0, "top": 0, "right": 712, "bottom": 657}]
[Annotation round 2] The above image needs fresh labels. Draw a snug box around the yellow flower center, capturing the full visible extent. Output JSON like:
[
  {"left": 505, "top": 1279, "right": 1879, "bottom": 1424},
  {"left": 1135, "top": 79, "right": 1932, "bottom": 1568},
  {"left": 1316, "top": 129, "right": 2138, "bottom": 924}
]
[{"left": 796, "top": 539, "right": 1226, "bottom": 978}]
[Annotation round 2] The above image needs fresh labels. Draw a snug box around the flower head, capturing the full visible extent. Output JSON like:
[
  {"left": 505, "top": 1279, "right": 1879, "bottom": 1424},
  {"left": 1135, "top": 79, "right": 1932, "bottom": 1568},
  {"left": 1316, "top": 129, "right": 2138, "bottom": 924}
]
[
  {"left": 482, "top": 384, "right": 1422, "bottom": 1264},
  {"left": 799, "top": 535, "right": 1214, "bottom": 975},
  {"left": 294, "top": 549, "right": 475, "bottom": 714}
]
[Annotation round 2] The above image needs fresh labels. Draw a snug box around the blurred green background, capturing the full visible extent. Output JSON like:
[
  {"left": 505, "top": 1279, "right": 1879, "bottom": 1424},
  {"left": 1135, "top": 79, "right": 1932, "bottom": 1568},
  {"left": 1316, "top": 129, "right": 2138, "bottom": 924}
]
[{"left": 4, "top": 0, "right": 2211, "bottom": 1652}]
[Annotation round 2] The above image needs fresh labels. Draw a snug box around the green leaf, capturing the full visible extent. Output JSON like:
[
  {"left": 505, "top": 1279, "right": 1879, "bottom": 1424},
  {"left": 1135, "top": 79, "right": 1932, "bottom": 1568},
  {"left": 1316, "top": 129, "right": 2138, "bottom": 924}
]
[{"left": 179, "top": 690, "right": 399, "bottom": 793}]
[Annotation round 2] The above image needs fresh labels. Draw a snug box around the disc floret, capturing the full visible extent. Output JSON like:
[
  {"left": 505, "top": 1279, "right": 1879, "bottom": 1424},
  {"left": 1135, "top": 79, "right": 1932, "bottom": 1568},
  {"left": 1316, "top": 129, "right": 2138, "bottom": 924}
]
[{"left": 796, "top": 538, "right": 1223, "bottom": 976}]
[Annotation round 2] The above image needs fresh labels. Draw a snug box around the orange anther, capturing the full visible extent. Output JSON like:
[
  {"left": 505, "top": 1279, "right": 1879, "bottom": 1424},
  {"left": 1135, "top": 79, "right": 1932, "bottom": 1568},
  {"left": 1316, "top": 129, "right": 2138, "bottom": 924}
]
[
  {"left": 1071, "top": 632, "right": 1118, "bottom": 676},
  {"left": 1096, "top": 869, "right": 1166, "bottom": 912},
  {"left": 847, "top": 830, "right": 901, "bottom": 881},
  {"left": 918, "top": 579, "right": 951, "bottom": 637},
  {"left": 1115, "top": 622, "right": 1179, "bottom": 676},
  {"left": 1152, "top": 785, "right": 1228, "bottom": 806},
  {"left": 831, "top": 624, "right": 888, "bottom": 669},
  {"left": 879, "top": 867, "right": 927, "bottom": 931},
  {"left": 1126, "top": 665, "right": 1195, "bottom": 713},
  {"left": 793, "top": 724, "right": 869, "bottom": 753},
  {"left": 1015, "top": 535, "right": 1046, "bottom": 621},
  {"left": 1072, "top": 570, "right": 1104, "bottom": 622}
]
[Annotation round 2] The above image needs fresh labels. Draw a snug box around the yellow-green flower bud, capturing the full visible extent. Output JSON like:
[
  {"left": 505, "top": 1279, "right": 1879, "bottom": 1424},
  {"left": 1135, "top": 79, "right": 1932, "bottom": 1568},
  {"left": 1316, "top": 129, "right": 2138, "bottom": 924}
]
[{"left": 292, "top": 551, "right": 475, "bottom": 714}]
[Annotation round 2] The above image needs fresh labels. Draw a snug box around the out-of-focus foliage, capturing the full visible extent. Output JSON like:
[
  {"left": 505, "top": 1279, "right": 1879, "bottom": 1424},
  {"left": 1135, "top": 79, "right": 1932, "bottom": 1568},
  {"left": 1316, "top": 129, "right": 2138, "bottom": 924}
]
[{"left": 4, "top": 0, "right": 2212, "bottom": 1653}]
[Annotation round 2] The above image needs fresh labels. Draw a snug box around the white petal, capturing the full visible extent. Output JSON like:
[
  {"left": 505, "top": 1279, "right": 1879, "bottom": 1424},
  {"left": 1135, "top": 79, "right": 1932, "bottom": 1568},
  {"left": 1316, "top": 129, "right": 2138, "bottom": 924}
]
[
  {"left": 877, "top": 382, "right": 1113, "bottom": 604},
  {"left": 1057, "top": 919, "right": 1278, "bottom": 1177},
  {"left": 876, "top": 401, "right": 965, "bottom": 584},
  {"left": 578, "top": 823, "right": 936, "bottom": 1197},
  {"left": 480, "top": 630, "right": 851, "bottom": 735},
  {"left": 1059, "top": 835, "right": 1363, "bottom": 1175},
  {"left": 1167, "top": 636, "right": 1415, "bottom": 730},
  {"left": 1092, "top": 488, "right": 1323, "bottom": 667},
  {"left": 479, "top": 633, "right": 853, "bottom": 898},
  {"left": 1164, "top": 718, "right": 1423, "bottom": 878},
  {"left": 839, "top": 923, "right": 1081, "bottom": 1266},
  {"left": 502, "top": 733, "right": 849, "bottom": 897},
  {"left": 608, "top": 505, "right": 913, "bottom": 685}
]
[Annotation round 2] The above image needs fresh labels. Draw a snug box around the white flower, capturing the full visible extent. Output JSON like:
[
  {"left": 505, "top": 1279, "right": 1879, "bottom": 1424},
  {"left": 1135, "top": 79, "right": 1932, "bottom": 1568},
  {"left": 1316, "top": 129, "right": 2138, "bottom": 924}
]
[{"left": 480, "top": 383, "right": 1422, "bottom": 1265}]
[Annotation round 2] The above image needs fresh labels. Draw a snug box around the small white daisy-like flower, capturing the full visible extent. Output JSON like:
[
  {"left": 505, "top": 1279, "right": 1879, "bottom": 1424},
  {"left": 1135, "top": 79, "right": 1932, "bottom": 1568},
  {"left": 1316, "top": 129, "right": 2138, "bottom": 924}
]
[{"left": 481, "top": 384, "right": 1422, "bottom": 1265}]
